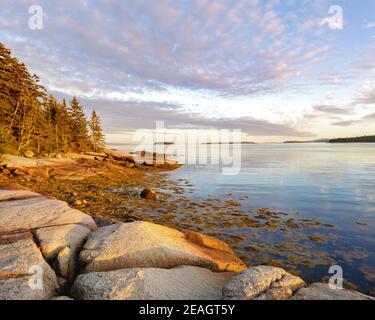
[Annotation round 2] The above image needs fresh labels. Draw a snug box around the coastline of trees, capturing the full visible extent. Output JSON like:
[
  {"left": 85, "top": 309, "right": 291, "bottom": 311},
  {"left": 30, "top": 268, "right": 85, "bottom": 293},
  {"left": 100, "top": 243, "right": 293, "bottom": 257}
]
[
  {"left": 0, "top": 42, "right": 105, "bottom": 155},
  {"left": 328, "top": 135, "right": 375, "bottom": 143}
]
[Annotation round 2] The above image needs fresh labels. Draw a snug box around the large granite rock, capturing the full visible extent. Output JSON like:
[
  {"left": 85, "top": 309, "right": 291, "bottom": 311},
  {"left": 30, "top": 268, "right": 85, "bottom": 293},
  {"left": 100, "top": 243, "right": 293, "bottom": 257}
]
[
  {"left": 37, "top": 158, "right": 76, "bottom": 167},
  {"left": 291, "top": 283, "right": 374, "bottom": 300},
  {"left": 0, "top": 238, "right": 58, "bottom": 300},
  {"left": 0, "top": 189, "right": 42, "bottom": 201},
  {"left": 79, "top": 222, "right": 246, "bottom": 273},
  {"left": 0, "top": 154, "right": 38, "bottom": 168},
  {"left": 71, "top": 266, "right": 234, "bottom": 300},
  {"left": 104, "top": 149, "right": 136, "bottom": 162},
  {"left": 185, "top": 231, "right": 233, "bottom": 253},
  {"left": 0, "top": 187, "right": 96, "bottom": 292},
  {"left": 35, "top": 224, "right": 92, "bottom": 283},
  {"left": 57, "top": 153, "right": 98, "bottom": 161},
  {"left": 84, "top": 152, "right": 107, "bottom": 158},
  {"left": 0, "top": 196, "right": 97, "bottom": 234},
  {"left": 223, "top": 266, "right": 305, "bottom": 300}
]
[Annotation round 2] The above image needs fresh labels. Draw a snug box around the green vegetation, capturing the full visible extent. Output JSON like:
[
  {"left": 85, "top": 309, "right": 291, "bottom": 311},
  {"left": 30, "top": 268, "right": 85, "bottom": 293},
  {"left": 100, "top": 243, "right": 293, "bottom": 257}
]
[
  {"left": 0, "top": 42, "right": 105, "bottom": 155},
  {"left": 89, "top": 110, "right": 105, "bottom": 152},
  {"left": 328, "top": 135, "right": 375, "bottom": 143}
]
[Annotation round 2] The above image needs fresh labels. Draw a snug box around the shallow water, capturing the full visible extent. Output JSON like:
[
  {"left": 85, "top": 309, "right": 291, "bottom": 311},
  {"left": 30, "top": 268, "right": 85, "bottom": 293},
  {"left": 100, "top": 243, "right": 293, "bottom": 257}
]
[{"left": 111, "top": 143, "right": 375, "bottom": 294}]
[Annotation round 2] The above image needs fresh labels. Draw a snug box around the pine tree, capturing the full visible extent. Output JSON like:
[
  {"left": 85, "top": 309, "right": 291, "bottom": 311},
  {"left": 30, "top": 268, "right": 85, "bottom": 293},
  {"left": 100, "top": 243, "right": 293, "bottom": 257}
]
[
  {"left": 89, "top": 110, "right": 105, "bottom": 151},
  {"left": 68, "top": 97, "right": 90, "bottom": 151},
  {"left": 0, "top": 43, "right": 46, "bottom": 153},
  {"left": 0, "top": 42, "right": 101, "bottom": 154},
  {"left": 43, "top": 95, "right": 71, "bottom": 152},
  {"left": 0, "top": 43, "right": 17, "bottom": 138},
  {"left": 58, "top": 99, "right": 72, "bottom": 152}
]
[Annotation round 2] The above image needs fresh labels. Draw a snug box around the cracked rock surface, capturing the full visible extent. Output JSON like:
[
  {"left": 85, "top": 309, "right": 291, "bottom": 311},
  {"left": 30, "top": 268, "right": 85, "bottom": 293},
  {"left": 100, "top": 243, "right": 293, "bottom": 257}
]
[
  {"left": 0, "top": 238, "right": 58, "bottom": 300},
  {"left": 71, "top": 266, "right": 234, "bottom": 300},
  {"left": 79, "top": 221, "right": 247, "bottom": 273},
  {"left": 35, "top": 224, "right": 92, "bottom": 284},
  {"left": 0, "top": 187, "right": 96, "bottom": 299},
  {"left": 0, "top": 197, "right": 96, "bottom": 234},
  {"left": 223, "top": 265, "right": 304, "bottom": 300}
]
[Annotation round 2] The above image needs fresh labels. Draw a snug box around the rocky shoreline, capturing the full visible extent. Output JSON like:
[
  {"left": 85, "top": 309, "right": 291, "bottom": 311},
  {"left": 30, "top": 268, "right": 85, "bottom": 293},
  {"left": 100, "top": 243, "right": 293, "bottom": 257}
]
[
  {"left": 0, "top": 152, "right": 374, "bottom": 300},
  {"left": 0, "top": 184, "right": 373, "bottom": 300}
]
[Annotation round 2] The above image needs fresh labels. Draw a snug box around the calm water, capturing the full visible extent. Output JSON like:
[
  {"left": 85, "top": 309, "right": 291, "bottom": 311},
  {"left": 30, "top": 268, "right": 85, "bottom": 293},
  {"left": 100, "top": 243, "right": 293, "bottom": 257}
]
[
  {"left": 112, "top": 143, "right": 375, "bottom": 294},
  {"left": 172, "top": 143, "right": 375, "bottom": 226}
]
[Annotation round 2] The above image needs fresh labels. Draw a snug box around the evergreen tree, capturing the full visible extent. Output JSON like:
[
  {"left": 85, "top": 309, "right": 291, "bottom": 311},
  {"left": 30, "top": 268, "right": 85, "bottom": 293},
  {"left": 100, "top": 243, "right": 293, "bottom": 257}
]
[
  {"left": 0, "top": 42, "right": 46, "bottom": 152},
  {"left": 68, "top": 97, "right": 90, "bottom": 151},
  {"left": 0, "top": 42, "right": 101, "bottom": 154},
  {"left": 43, "top": 95, "right": 71, "bottom": 152},
  {"left": 89, "top": 110, "right": 105, "bottom": 151},
  {"left": 58, "top": 99, "right": 72, "bottom": 152}
]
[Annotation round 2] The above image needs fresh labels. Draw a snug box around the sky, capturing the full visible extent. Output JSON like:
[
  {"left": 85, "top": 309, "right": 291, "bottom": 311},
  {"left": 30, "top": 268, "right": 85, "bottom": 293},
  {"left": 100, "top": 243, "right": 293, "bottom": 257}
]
[{"left": 0, "top": 0, "right": 375, "bottom": 143}]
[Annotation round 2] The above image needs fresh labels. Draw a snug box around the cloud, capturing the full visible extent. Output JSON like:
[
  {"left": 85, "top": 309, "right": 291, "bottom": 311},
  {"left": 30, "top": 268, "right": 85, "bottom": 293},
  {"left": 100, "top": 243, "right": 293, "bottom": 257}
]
[
  {"left": 363, "top": 112, "right": 375, "bottom": 120},
  {"left": 364, "top": 21, "right": 375, "bottom": 29},
  {"left": 355, "top": 88, "right": 375, "bottom": 105},
  {"left": 58, "top": 95, "right": 312, "bottom": 137},
  {"left": 330, "top": 111, "right": 375, "bottom": 127},
  {"left": 0, "top": 0, "right": 336, "bottom": 98},
  {"left": 331, "top": 120, "right": 363, "bottom": 126},
  {"left": 2, "top": 0, "right": 373, "bottom": 138},
  {"left": 313, "top": 104, "right": 354, "bottom": 115}
]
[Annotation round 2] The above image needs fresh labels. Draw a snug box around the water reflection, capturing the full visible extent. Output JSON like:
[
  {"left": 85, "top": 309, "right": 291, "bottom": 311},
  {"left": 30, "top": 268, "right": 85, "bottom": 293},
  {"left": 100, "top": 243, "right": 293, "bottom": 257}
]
[{"left": 168, "top": 143, "right": 375, "bottom": 294}]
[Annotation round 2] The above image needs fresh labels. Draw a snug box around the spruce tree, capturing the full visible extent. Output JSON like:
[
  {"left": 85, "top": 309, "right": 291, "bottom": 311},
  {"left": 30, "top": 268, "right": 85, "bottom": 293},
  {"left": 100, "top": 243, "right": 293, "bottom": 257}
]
[
  {"left": 68, "top": 97, "right": 90, "bottom": 151},
  {"left": 89, "top": 110, "right": 105, "bottom": 151},
  {"left": 0, "top": 42, "right": 46, "bottom": 153},
  {"left": 0, "top": 42, "right": 101, "bottom": 154}
]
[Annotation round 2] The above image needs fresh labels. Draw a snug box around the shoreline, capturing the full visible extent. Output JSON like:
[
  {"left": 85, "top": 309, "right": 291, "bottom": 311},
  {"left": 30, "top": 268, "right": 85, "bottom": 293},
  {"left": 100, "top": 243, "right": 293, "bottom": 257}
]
[
  {"left": 0, "top": 183, "right": 373, "bottom": 300},
  {"left": 0, "top": 150, "right": 374, "bottom": 296}
]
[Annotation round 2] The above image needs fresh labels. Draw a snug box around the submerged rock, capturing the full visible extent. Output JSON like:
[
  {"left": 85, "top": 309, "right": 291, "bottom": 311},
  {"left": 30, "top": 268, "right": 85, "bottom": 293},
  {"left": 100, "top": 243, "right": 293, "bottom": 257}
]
[
  {"left": 71, "top": 266, "right": 234, "bottom": 300},
  {"left": 79, "top": 221, "right": 246, "bottom": 273},
  {"left": 140, "top": 188, "right": 157, "bottom": 200}
]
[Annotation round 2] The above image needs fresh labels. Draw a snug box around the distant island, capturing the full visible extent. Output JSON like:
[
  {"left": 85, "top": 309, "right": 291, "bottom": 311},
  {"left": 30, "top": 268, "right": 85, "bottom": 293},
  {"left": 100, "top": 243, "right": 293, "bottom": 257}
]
[
  {"left": 284, "top": 136, "right": 375, "bottom": 144},
  {"left": 284, "top": 139, "right": 329, "bottom": 144},
  {"left": 202, "top": 142, "right": 256, "bottom": 145},
  {"left": 154, "top": 142, "right": 174, "bottom": 145},
  {"left": 328, "top": 135, "right": 375, "bottom": 143}
]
